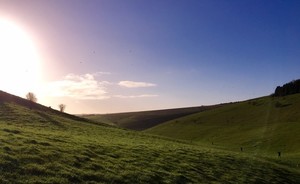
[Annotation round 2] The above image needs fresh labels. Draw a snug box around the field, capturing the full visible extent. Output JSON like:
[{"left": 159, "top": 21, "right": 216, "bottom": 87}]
[
  {"left": 146, "top": 94, "right": 300, "bottom": 168},
  {"left": 0, "top": 91, "right": 300, "bottom": 183},
  {"left": 83, "top": 105, "right": 223, "bottom": 130}
]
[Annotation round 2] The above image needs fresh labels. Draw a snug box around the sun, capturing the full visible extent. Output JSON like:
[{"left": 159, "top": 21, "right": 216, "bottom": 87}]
[{"left": 0, "top": 18, "right": 41, "bottom": 97}]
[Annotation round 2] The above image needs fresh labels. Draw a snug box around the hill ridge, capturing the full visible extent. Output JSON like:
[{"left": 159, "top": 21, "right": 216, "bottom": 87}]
[
  {"left": 84, "top": 104, "right": 226, "bottom": 130},
  {"left": 146, "top": 94, "right": 300, "bottom": 167},
  {"left": 0, "top": 90, "right": 92, "bottom": 123}
]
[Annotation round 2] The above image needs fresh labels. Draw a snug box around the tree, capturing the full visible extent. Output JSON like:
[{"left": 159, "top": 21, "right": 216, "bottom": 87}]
[
  {"left": 273, "top": 79, "right": 300, "bottom": 97},
  {"left": 26, "top": 92, "right": 37, "bottom": 103},
  {"left": 58, "top": 104, "right": 66, "bottom": 112}
]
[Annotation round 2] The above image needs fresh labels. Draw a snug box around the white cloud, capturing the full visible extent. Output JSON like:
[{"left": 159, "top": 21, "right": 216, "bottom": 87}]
[
  {"left": 44, "top": 73, "right": 110, "bottom": 100},
  {"left": 118, "top": 81, "right": 157, "bottom": 88},
  {"left": 43, "top": 73, "right": 158, "bottom": 101},
  {"left": 92, "top": 71, "right": 112, "bottom": 76},
  {"left": 114, "top": 94, "right": 158, "bottom": 98}
]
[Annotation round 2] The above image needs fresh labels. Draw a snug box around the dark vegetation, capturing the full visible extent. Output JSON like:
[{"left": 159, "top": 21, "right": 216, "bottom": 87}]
[
  {"left": 58, "top": 104, "right": 66, "bottom": 112},
  {"left": 26, "top": 92, "right": 37, "bottom": 103},
  {"left": 273, "top": 79, "right": 300, "bottom": 97}
]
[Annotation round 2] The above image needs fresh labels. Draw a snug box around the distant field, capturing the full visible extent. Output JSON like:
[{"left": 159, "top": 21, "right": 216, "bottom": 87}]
[
  {"left": 83, "top": 105, "right": 223, "bottom": 130},
  {"left": 1, "top": 91, "right": 299, "bottom": 183},
  {"left": 146, "top": 94, "right": 300, "bottom": 168}
]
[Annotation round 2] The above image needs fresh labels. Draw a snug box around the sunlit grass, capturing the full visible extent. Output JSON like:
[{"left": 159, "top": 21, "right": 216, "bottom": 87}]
[
  {"left": 0, "top": 102, "right": 299, "bottom": 183},
  {"left": 146, "top": 94, "right": 300, "bottom": 169}
]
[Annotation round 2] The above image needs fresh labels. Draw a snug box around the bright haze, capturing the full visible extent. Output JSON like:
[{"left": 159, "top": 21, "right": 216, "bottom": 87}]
[{"left": 0, "top": 0, "right": 299, "bottom": 114}]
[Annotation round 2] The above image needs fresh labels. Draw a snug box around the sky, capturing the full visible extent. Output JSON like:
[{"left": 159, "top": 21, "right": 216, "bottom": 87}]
[{"left": 0, "top": 0, "right": 300, "bottom": 114}]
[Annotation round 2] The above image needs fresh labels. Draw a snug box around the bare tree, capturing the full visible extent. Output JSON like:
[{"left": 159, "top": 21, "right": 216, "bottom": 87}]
[
  {"left": 26, "top": 92, "right": 37, "bottom": 103},
  {"left": 59, "top": 104, "right": 66, "bottom": 112}
]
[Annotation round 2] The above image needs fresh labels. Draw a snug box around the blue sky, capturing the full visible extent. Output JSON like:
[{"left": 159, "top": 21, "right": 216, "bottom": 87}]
[{"left": 0, "top": 0, "right": 300, "bottom": 113}]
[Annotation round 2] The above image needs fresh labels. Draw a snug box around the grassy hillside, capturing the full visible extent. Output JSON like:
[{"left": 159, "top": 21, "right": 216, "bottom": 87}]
[
  {"left": 146, "top": 94, "right": 300, "bottom": 167},
  {"left": 0, "top": 92, "right": 299, "bottom": 183},
  {"left": 84, "top": 105, "right": 222, "bottom": 130},
  {"left": 0, "top": 91, "right": 94, "bottom": 124}
]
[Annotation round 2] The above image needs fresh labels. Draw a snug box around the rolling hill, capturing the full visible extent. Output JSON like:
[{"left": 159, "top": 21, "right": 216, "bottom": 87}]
[
  {"left": 0, "top": 90, "right": 95, "bottom": 124},
  {"left": 146, "top": 94, "right": 300, "bottom": 167},
  {"left": 1, "top": 90, "right": 299, "bottom": 183},
  {"left": 83, "top": 104, "right": 223, "bottom": 130}
]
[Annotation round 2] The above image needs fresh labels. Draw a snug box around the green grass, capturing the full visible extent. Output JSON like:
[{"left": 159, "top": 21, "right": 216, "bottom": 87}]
[
  {"left": 0, "top": 93, "right": 300, "bottom": 183},
  {"left": 146, "top": 94, "right": 300, "bottom": 168},
  {"left": 83, "top": 105, "right": 222, "bottom": 130}
]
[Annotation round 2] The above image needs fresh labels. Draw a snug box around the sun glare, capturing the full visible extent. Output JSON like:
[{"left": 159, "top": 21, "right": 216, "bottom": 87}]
[{"left": 0, "top": 18, "right": 41, "bottom": 97}]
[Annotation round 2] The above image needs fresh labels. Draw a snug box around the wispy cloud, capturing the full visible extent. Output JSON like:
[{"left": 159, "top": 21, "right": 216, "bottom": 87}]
[
  {"left": 114, "top": 94, "right": 158, "bottom": 98},
  {"left": 118, "top": 81, "right": 157, "bottom": 88},
  {"left": 45, "top": 73, "right": 110, "bottom": 100},
  {"left": 43, "top": 73, "right": 158, "bottom": 100},
  {"left": 92, "top": 71, "right": 112, "bottom": 76}
]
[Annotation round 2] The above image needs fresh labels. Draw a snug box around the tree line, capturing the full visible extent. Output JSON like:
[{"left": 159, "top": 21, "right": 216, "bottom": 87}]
[{"left": 273, "top": 79, "right": 300, "bottom": 97}]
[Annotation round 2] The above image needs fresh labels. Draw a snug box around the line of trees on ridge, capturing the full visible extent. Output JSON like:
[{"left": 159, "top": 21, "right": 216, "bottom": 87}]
[{"left": 273, "top": 79, "right": 300, "bottom": 97}]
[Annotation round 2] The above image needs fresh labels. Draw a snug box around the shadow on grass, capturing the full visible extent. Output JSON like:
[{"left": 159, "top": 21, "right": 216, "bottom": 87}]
[
  {"left": 35, "top": 111, "right": 64, "bottom": 127},
  {"left": 275, "top": 101, "right": 292, "bottom": 108}
]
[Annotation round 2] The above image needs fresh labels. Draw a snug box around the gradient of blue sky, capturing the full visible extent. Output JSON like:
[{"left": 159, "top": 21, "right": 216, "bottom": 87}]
[{"left": 1, "top": 0, "right": 300, "bottom": 113}]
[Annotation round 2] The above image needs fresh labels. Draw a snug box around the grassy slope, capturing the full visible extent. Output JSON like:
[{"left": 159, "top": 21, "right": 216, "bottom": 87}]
[
  {"left": 83, "top": 105, "right": 222, "bottom": 130},
  {"left": 0, "top": 93, "right": 299, "bottom": 183},
  {"left": 146, "top": 94, "right": 300, "bottom": 167}
]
